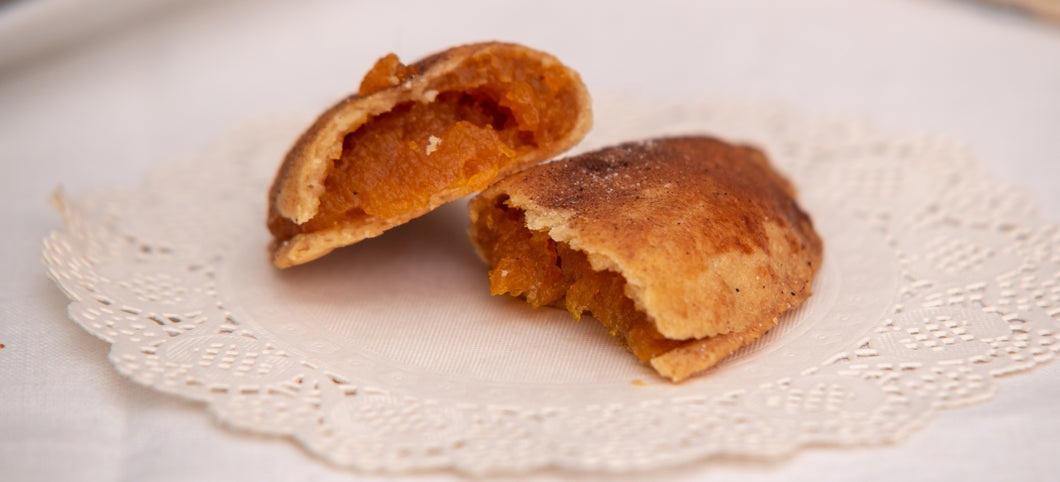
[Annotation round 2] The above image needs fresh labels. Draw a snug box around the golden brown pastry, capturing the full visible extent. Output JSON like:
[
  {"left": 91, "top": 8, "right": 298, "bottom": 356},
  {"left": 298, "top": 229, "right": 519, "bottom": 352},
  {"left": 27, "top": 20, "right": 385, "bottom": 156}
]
[
  {"left": 468, "top": 137, "right": 823, "bottom": 381},
  {"left": 268, "top": 42, "right": 592, "bottom": 267}
]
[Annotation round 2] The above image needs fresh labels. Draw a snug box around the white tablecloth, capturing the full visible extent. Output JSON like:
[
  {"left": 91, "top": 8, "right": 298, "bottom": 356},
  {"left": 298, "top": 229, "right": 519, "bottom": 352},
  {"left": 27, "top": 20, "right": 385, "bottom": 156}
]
[{"left": 2, "top": 0, "right": 1059, "bottom": 480}]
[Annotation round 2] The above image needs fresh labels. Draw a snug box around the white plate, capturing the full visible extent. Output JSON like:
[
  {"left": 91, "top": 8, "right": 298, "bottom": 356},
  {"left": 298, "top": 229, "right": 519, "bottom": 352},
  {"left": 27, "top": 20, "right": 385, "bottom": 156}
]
[{"left": 42, "top": 97, "right": 1060, "bottom": 473}]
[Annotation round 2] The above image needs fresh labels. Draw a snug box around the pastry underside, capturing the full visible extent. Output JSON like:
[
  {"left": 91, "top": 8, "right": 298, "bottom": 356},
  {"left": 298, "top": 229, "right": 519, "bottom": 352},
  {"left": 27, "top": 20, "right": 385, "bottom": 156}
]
[
  {"left": 267, "top": 41, "right": 592, "bottom": 268},
  {"left": 468, "top": 137, "right": 823, "bottom": 382}
]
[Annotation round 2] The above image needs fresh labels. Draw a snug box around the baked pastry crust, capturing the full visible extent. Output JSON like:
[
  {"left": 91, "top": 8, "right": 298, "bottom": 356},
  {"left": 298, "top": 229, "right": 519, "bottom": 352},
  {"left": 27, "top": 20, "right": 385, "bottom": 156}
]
[
  {"left": 468, "top": 137, "right": 823, "bottom": 381},
  {"left": 267, "top": 42, "right": 592, "bottom": 268}
]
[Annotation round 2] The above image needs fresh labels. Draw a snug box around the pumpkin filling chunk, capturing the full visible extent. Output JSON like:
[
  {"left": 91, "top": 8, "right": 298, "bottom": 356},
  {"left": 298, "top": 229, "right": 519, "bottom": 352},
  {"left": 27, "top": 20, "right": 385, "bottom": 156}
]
[
  {"left": 473, "top": 196, "right": 686, "bottom": 361},
  {"left": 271, "top": 52, "right": 583, "bottom": 238}
]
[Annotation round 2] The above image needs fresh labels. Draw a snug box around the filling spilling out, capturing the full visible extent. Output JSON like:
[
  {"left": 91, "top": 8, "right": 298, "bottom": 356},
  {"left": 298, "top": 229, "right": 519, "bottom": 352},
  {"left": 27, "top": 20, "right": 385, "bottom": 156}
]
[
  {"left": 269, "top": 51, "right": 582, "bottom": 240},
  {"left": 472, "top": 196, "right": 688, "bottom": 361}
]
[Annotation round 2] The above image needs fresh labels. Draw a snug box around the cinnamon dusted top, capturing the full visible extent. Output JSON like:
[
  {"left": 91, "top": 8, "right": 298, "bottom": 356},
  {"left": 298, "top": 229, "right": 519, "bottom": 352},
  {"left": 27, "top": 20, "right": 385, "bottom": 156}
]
[{"left": 471, "top": 136, "right": 822, "bottom": 341}]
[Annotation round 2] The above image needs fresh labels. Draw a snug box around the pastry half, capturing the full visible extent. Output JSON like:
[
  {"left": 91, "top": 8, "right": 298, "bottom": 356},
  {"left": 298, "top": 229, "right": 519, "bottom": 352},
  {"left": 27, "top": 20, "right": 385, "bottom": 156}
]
[
  {"left": 468, "top": 137, "right": 823, "bottom": 381},
  {"left": 268, "top": 42, "right": 592, "bottom": 268}
]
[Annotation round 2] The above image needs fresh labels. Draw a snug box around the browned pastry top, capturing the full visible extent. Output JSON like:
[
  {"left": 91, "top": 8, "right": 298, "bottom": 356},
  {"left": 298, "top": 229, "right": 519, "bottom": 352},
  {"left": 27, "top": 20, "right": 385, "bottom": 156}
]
[{"left": 471, "top": 136, "right": 822, "bottom": 344}]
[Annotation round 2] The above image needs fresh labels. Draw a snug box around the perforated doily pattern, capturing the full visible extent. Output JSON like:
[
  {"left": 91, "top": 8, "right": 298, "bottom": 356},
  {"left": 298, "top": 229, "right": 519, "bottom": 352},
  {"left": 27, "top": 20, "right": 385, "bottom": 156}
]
[{"left": 42, "top": 99, "right": 1060, "bottom": 474}]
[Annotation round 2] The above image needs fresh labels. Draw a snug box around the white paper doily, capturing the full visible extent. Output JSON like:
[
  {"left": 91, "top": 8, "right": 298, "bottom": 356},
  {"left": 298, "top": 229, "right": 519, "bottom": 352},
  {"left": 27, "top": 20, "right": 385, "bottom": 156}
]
[{"left": 42, "top": 96, "right": 1060, "bottom": 474}]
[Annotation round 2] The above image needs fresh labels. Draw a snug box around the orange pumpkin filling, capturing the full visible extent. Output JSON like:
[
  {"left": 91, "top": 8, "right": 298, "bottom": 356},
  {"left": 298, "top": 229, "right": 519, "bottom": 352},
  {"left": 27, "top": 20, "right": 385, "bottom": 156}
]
[
  {"left": 472, "top": 196, "right": 686, "bottom": 361},
  {"left": 269, "top": 51, "right": 583, "bottom": 239}
]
